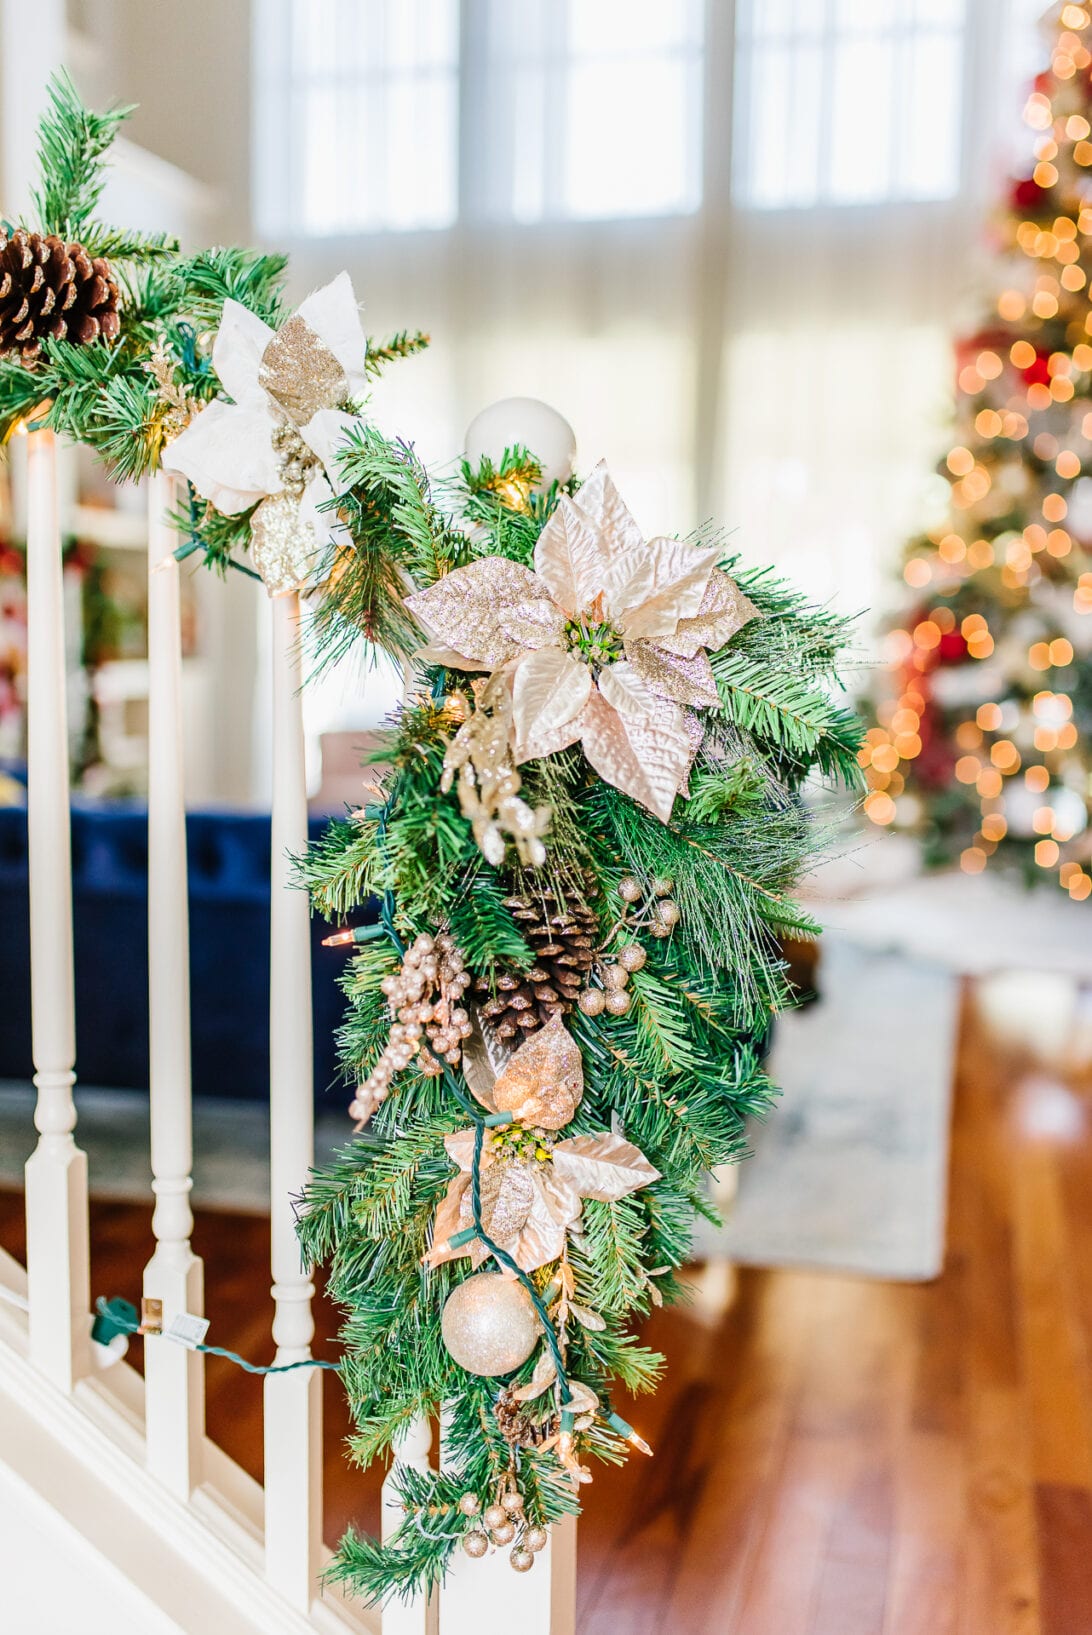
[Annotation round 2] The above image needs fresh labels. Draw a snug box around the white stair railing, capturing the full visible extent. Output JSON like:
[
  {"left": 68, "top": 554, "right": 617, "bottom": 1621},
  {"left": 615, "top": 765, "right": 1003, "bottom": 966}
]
[
  {"left": 265, "top": 587, "right": 324, "bottom": 1608},
  {"left": 23, "top": 426, "right": 90, "bottom": 1395},
  {"left": 143, "top": 469, "right": 206, "bottom": 1498},
  {"left": 6, "top": 431, "right": 573, "bottom": 1634}
]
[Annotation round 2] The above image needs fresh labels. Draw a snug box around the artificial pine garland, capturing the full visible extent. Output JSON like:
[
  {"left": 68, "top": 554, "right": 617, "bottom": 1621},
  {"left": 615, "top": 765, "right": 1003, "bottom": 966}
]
[{"left": 2, "top": 76, "right": 863, "bottom": 1605}]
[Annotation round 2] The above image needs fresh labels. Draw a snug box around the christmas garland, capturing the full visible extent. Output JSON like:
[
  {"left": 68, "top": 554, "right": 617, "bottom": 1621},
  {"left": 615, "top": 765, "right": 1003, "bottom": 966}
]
[{"left": 2, "top": 80, "right": 863, "bottom": 1603}]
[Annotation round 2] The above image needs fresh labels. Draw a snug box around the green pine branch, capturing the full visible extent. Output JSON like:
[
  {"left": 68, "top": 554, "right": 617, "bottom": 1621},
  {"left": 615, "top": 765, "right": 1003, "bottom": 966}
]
[{"left": 30, "top": 70, "right": 132, "bottom": 237}]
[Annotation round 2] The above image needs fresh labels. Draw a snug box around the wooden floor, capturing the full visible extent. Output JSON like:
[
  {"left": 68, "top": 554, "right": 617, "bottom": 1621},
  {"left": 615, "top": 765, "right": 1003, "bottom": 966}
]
[{"left": 3, "top": 980, "right": 1092, "bottom": 1633}]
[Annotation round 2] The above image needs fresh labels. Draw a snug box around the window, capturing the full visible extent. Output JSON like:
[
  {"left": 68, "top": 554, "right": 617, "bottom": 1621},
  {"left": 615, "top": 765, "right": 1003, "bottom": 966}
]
[
  {"left": 254, "top": 0, "right": 704, "bottom": 235},
  {"left": 480, "top": 0, "right": 704, "bottom": 223},
  {"left": 254, "top": 0, "right": 460, "bottom": 236},
  {"left": 733, "top": 0, "right": 966, "bottom": 209}
]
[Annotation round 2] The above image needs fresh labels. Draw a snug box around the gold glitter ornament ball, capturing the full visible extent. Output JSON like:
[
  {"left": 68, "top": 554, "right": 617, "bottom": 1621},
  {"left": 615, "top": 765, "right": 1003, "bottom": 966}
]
[{"left": 440, "top": 1272, "right": 540, "bottom": 1376}]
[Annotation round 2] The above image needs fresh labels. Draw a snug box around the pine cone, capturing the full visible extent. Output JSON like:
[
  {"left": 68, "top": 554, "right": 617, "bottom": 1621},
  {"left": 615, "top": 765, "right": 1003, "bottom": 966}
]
[
  {"left": 495, "top": 1387, "right": 560, "bottom": 1449},
  {"left": 0, "top": 229, "right": 120, "bottom": 364},
  {"left": 476, "top": 877, "right": 599, "bottom": 1041}
]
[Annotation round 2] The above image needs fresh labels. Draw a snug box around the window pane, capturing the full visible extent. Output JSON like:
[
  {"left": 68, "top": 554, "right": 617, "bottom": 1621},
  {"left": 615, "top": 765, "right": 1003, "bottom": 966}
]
[
  {"left": 829, "top": 39, "right": 895, "bottom": 203},
  {"left": 564, "top": 58, "right": 700, "bottom": 218},
  {"left": 900, "top": 33, "right": 963, "bottom": 198},
  {"left": 569, "top": 0, "right": 702, "bottom": 56},
  {"left": 262, "top": 0, "right": 458, "bottom": 236},
  {"left": 734, "top": 0, "right": 965, "bottom": 209}
]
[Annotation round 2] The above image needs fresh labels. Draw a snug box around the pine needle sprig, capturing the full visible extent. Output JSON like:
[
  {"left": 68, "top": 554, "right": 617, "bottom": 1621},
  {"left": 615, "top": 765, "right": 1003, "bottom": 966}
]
[{"left": 30, "top": 70, "right": 132, "bottom": 237}]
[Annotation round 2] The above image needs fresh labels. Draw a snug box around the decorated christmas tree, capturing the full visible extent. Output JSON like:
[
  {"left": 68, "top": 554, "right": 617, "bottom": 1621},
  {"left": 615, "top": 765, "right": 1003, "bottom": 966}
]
[
  {"left": 863, "top": 3, "right": 1092, "bottom": 898},
  {"left": 2, "top": 77, "right": 862, "bottom": 1604}
]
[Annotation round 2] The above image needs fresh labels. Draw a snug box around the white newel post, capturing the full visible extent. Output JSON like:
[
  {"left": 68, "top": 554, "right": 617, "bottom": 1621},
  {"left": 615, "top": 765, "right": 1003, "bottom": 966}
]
[
  {"left": 439, "top": 1419, "right": 576, "bottom": 1634},
  {"left": 142, "top": 470, "right": 206, "bottom": 1496},
  {"left": 264, "top": 589, "right": 323, "bottom": 1608},
  {"left": 382, "top": 1417, "right": 438, "bottom": 1635},
  {"left": 23, "top": 427, "right": 91, "bottom": 1393}
]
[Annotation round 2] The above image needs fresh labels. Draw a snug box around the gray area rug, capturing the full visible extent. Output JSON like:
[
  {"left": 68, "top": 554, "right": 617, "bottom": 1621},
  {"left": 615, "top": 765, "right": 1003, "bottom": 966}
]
[{"left": 695, "top": 935, "right": 958, "bottom": 1281}]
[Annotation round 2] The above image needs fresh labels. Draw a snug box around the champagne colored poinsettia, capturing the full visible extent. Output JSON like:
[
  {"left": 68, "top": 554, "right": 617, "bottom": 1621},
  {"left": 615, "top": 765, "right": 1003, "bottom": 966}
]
[
  {"left": 405, "top": 462, "right": 758, "bottom": 819},
  {"left": 163, "top": 272, "right": 366, "bottom": 594},
  {"left": 425, "top": 1124, "right": 660, "bottom": 1275}
]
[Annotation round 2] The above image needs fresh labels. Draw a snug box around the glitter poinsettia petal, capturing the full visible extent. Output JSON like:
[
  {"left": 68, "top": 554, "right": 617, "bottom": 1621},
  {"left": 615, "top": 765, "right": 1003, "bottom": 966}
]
[
  {"left": 405, "top": 557, "right": 557, "bottom": 669},
  {"left": 658, "top": 566, "right": 760, "bottom": 658}
]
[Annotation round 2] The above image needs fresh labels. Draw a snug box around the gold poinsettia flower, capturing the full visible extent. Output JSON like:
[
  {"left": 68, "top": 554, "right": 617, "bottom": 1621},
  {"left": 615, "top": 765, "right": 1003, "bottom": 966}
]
[
  {"left": 404, "top": 462, "right": 758, "bottom": 821},
  {"left": 425, "top": 1124, "right": 659, "bottom": 1275}
]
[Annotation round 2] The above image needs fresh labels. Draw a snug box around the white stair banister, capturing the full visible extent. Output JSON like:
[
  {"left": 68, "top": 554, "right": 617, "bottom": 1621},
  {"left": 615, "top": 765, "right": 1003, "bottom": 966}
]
[
  {"left": 142, "top": 469, "right": 206, "bottom": 1497},
  {"left": 23, "top": 425, "right": 91, "bottom": 1394},
  {"left": 382, "top": 1416, "right": 438, "bottom": 1635},
  {"left": 264, "top": 587, "right": 323, "bottom": 1608}
]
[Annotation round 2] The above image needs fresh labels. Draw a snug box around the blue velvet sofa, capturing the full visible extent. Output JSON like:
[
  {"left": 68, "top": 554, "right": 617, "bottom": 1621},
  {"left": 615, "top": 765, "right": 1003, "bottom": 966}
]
[{"left": 0, "top": 795, "right": 372, "bottom": 1107}]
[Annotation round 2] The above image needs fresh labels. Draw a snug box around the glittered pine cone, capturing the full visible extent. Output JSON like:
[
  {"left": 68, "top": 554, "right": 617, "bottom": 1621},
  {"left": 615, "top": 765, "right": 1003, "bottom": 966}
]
[
  {"left": 0, "top": 229, "right": 120, "bottom": 364},
  {"left": 476, "top": 877, "right": 599, "bottom": 1041}
]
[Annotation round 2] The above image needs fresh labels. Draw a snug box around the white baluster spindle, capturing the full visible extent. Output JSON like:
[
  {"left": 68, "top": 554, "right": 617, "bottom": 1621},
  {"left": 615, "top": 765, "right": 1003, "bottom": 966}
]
[
  {"left": 23, "top": 426, "right": 91, "bottom": 1392},
  {"left": 142, "top": 470, "right": 205, "bottom": 1496},
  {"left": 382, "top": 1416, "right": 438, "bottom": 1635},
  {"left": 440, "top": 1414, "right": 576, "bottom": 1634},
  {"left": 264, "top": 588, "right": 323, "bottom": 1608}
]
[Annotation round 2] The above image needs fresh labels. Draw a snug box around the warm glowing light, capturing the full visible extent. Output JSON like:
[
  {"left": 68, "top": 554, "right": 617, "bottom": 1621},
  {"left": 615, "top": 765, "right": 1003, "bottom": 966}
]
[
  {"left": 904, "top": 558, "right": 931, "bottom": 588},
  {"left": 1025, "top": 93, "right": 1053, "bottom": 129},
  {"left": 1046, "top": 529, "right": 1072, "bottom": 557},
  {"left": 960, "top": 366, "right": 984, "bottom": 395},
  {"left": 1074, "top": 344, "right": 1092, "bottom": 371},
  {"left": 1049, "top": 638, "right": 1074, "bottom": 665},
  {"left": 1062, "top": 5, "right": 1089, "bottom": 29},
  {"left": 977, "top": 703, "right": 1003, "bottom": 730},
  {"left": 1075, "top": 139, "right": 1092, "bottom": 165},
  {"left": 1034, "top": 726, "right": 1059, "bottom": 751},
  {"left": 1069, "top": 873, "right": 1092, "bottom": 901},
  {"left": 871, "top": 744, "right": 899, "bottom": 774},
  {"left": 955, "top": 756, "right": 982, "bottom": 784},
  {"left": 894, "top": 734, "right": 922, "bottom": 760},
  {"left": 991, "top": 740, "right": 1021, "bottom": 774},
  {"left": 1026, "top": 765, "right": 1050, "bottom": 792},
  {"left": 1034, "top": 161, "right": 1059, "bottom": 186},
  {"left": 891, "top": 708, "right": 920, "bottom": 735},
  {"left": 999, "top": 290, "right": 1026, "bottom": 321},
  {"left": 975, "top": 409, "right": 1003, "bottom": 437},
  {"left": 932, "top": 606, "right": 956, "bottom": 633},
  {"left": 864, "top": 791, "right": 896, "bottom": 826},
  {"left": 1056, "top": 450, "right": 1081, "bottom": 478},
  {"left": 1033, "top": 805, "right": 1056, "bottom": 834},
  {"left": 1061, "top": 264, "right": 1086, "bottom": 291},
  {"left": 977, "top": 769, "right": 1003, "bottom": 799},
  {"left": 976, "top": 350, "right": 1002, "bottom": 380},
  {"left": 966, "top": 540, "right": 995, "bottom": 569},
  {"left": 1051, "top": 375, "right": 1075, "bottom": 402},
  {"left": 1034, "top": 432, "right": 1059, "bottom": 461},
  {"left": 961, "top": 614, "right": 988, "bottom": 638},
  {"left": 981, "top": 813, "right": 1008, "bottom": 842},
  {"left": 1057, "top": 722, "right": 1078, "bottom": 749},
  {"left": 1028, "top": 641, "right": 1052, "bottom": 670},
  {"left": 955, "top": 721, "right": 984, "bottom": 750},
  {"left": 961, "top": 847, "right": 988, "bottom": 874},
  {"left": 1025, "top": 524, "right": 1048, "bottom": 552},
  {"left": 946, "top": 446, "right": 974, "bottom": 476},
  {"left": 913, "top": 620, "right": 941, "bottom": 650},
  {"left": 1035, "top": 839, "right": 1061, "bottom": 867},
  {"left": 1027, "top": 381, "right": 1053, "bottom": 409},
  {"left": 967, "top": 634, "right": 995, "bottom": 658},
  {"left": 1042, "top": 493, "right": 1068, "bottom": 522},
  {"left": 1011, "top": 340, "right": 1037, "bottom": 368}
]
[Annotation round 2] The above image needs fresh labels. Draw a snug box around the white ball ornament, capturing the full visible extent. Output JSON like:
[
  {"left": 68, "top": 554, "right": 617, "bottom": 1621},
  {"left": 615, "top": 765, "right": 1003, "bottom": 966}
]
[
  {"left": 465, "top": 397, "right": 576, "bottom": 491},
  {"left": 441, "top": 1272, "right": 541, "bottom": 1377}
]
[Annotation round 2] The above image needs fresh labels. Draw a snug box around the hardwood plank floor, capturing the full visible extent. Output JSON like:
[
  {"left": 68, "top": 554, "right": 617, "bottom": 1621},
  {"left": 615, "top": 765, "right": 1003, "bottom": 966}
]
[{"left": 2, "top": 979, "right": 1091, "bottom": 1632}]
